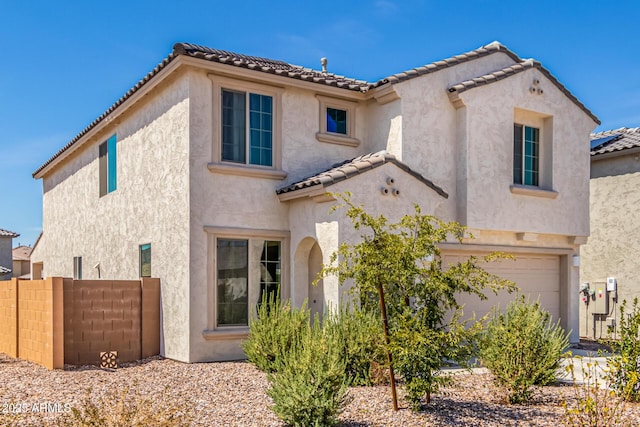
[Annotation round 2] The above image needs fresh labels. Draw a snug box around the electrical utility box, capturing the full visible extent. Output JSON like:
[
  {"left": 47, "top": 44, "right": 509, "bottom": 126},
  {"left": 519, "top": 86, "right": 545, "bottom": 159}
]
[{"left": 593, "top": 281, "right": 609, "bottom": 314}]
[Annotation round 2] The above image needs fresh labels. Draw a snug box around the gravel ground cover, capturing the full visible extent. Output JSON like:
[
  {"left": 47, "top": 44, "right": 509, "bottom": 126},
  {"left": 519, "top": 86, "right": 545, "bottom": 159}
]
[{"left": 1, "top": 352, "right": 639, "bottom": 426}]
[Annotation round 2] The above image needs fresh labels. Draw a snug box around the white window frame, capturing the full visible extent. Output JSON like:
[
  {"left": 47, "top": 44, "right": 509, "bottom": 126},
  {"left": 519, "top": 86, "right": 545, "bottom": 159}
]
[
  {"left": 203, "top": 226, "right": 289, "bottom": 340},
  {"left": 315, "top": 95, "right": 360, "bottom": 147},
  {"left": 208, "top": 75, "right": 286, "bottom": 180}
]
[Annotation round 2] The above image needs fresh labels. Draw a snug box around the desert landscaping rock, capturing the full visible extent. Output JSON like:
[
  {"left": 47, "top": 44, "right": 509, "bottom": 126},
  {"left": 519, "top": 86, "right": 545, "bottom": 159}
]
[{"left": 1, "top": 353, "right": 639, "bottom": 426}]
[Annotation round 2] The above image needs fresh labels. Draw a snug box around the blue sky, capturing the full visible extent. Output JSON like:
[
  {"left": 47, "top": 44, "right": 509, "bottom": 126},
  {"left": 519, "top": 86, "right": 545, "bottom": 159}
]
[{"left": 1, "top": 0, "right": 639, "bottom": 247}]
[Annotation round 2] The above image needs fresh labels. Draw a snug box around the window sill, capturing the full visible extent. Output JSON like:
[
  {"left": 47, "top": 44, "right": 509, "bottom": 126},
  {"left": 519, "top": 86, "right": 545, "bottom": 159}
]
[
  {"left": 202, "top": 327, "right": 249, "bottom": 341},
  {"left": 315, "top": 132, "right": 360, "bottom": 147},
  {"left": 207, "top": 162, "right": 288, "bottom": 180},
  {"left": 510, "top": 185, "right": 558, "bottom": 199}
]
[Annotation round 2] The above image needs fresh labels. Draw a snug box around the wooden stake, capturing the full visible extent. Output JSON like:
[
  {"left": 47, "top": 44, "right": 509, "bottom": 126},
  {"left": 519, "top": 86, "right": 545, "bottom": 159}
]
[{"left": 377, "top": 281, "right": 398, "bottom": 411}]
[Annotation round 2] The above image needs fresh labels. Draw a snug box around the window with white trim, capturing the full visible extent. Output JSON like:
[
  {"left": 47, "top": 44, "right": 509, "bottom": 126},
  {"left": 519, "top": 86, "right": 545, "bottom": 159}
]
[
  {"left": 513, "top": 124, "right": 539, "bottom": 186},
  {"left": 222, "top": 90, "right": 273, "bottom": 167}
]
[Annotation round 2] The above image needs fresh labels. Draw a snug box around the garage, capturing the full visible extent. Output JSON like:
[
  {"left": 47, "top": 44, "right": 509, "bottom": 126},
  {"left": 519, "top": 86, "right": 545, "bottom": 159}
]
[{"left": 441, "top": 252, "right": 561, "bottom": 322}]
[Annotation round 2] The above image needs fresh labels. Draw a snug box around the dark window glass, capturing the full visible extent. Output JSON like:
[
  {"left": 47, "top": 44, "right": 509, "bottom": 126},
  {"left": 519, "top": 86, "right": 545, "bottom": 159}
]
[
  {"left": 217, "top": 239, "right": 248, "bottom": 326},
  {"left": 327, "top": 107, "right": 347, "bottom": 135}
]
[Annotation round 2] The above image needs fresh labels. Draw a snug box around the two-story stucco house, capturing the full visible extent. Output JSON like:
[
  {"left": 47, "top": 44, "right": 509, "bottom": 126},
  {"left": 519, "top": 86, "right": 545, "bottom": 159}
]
[
  {"left": 580, "top": 127, "right": 640, "bottom": 339},
  {"left": 31, "top": 41, "right": 599, "bottom": 362}
]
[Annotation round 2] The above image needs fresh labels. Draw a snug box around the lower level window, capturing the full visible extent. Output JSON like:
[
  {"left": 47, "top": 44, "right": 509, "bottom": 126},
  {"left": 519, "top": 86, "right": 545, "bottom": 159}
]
[
  {"left": 73, "top": 256, "right": 82, "bottom": 279},
  {"left": 217, "top": 238, "right": 281, "bottom": 326},
  {"left": 140, "top": 244, "right": 151, "bottom": 277}
]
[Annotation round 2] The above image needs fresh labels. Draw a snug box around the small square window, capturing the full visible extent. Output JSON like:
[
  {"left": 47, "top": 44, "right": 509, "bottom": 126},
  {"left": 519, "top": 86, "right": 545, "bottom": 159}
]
[
  {"left": 326, "top": 107, "right": 347, "bottom": 135},
  {"left": 316, "top": 95, "right": 360, "bottom": 147}
]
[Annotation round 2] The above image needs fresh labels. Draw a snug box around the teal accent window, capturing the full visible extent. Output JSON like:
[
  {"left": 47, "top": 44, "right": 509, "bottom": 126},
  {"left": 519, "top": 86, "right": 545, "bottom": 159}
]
[
  {"left": 99, "top": 134, "right": 117, "bottom": 196},
  {"left": 326, "top": 107, "right": 347, "bottom": 135},
  {"left": 140, "top": 244, "right": 151, "bottom": 277},
  {"left": 222, "top": 89, "right": 273, "bottom": 167},
  {"left": 513, "top": 124, "right": 539, "bottom": 186}
]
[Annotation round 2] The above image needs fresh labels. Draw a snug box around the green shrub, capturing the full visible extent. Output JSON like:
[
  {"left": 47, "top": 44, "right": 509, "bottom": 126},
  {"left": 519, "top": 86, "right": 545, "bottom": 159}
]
[
  {"left": 268, "top": 319, "right": 351, "bottom": 427},
  {"left": 481, "top": 295, "right": 569, "bottom": 404},
  {"left": 323, "top": 303, "right": 386, "bottom": 386},
  {"left": 242, "top": 294, "right": 309, "bottom": 373},
  {"left": 605, "top": 298, "right": 640, "bottom": 401}
]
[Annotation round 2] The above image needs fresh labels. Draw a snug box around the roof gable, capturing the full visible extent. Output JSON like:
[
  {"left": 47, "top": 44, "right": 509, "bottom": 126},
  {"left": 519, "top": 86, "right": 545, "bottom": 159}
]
[
  {"left": 276, "top": 151, "right": 447, "bottom": 201},
  {"left": 447, "top": 59, "right": 600, "bottom": 125}
]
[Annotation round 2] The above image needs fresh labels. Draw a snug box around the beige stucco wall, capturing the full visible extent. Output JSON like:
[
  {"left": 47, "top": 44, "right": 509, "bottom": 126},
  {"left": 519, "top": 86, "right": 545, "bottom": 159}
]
[
  {"left": 580, "top": 153, "right": 640, "bottom": 338},
  {"left": 32, "top": 71, "right": 192, "bottom": 362}
]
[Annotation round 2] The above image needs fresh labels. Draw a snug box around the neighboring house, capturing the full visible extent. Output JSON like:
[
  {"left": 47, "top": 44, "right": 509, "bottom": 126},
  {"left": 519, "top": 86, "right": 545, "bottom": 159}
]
[
  {"left": 580, "top": 127, "right": 640, "bottom": 339},
  {"left": 0, "top": 228, "right": 19, "bottom": 280},
  {"left": 31, "top": 41, "right": 599, "bottom": 362},
  {"left": 12, "top": 245, "right": 32, "bottom": 278}
]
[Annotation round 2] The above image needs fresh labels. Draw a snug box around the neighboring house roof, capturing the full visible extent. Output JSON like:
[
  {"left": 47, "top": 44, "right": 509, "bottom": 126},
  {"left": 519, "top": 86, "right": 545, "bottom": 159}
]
[
  {"left": 447, "top": 59, "right": 600, "bottom": 125},
  {"left": 276, "top": 151, "right": 448, "bottom": 198},
  {"left": 13, "top": 245, "right": 32, "bottom": 261},
  {"left": 33, "top": 40, "right": 598, "bottom": 178},
  {"left": 0, "top": 266, "right": 11, "bottom": 275},
  {"left": 0, "top": 229, "right": 19, "bottom": 238},
  {"left": 590, "top": 127, "right": 640, "bottom": 156}
]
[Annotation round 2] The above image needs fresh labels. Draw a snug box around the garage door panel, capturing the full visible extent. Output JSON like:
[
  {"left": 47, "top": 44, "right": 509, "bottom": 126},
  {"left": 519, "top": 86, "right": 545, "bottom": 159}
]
[{"left": 443, "top": 253, "right": 561, "bottom": 322}]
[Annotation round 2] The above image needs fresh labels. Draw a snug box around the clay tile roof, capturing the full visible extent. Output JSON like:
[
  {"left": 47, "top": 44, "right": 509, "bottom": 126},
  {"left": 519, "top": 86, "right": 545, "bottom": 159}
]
[
  {"left": 276, "top": 150, "right": 448, "bottom": 198},
  {"left": 447, "top": 60, "right": 600, "bottom": 125},
  {"left": 0, "top": 229, "right": 19, "bottom": 238},
  {"left": 173, "top": 43, "right": 371, "bottom": 92},
  {"left": 371, "top": 41, "right": 521, "bottom": 88},
  {"left": 13, "top": 245, "right": 32, "bottom": 261},
  {"left": 590, "top": 127, "right": 640, "bottom": 156}
]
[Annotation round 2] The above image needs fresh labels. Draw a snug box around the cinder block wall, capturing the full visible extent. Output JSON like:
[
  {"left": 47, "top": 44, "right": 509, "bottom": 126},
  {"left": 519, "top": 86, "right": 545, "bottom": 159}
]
[
  {"left": 64, "top": 279, "right": 160, "bottom": 365},
  {"left": 0, "top": 278, "right": 160, "bottom": 369},
  {"left": 0, "top": 278, "right": 19, "bottom": 357},
  {"left": 17, "top": 278, "right": 64, "bottom": 369}
]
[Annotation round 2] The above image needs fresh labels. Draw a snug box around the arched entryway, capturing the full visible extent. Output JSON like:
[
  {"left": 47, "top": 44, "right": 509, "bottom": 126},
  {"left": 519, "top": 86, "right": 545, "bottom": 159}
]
[{"left": 293, "top": 237, "right": 324, "bottom": 321}]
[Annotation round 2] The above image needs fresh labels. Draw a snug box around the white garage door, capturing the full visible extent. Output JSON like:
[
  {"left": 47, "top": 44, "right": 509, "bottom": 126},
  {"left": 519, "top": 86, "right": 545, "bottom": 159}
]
[{"left": 442, "top": 253, "right": 561, "bottom": 322}]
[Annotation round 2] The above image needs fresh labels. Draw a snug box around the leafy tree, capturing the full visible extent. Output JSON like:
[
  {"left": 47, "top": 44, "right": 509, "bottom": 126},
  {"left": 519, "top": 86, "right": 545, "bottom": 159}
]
[{"left": 319, "top": 193, "right": 515, "bottom": 409}]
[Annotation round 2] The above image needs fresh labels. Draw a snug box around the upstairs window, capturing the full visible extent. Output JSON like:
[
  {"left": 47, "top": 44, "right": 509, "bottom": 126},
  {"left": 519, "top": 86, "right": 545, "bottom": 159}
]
[
  {"left": 222, "top": 90, "right": 273, "bottom": 167},
  {"left": 99, "top": 134, "right": 117, "bottom": 196},
  {"left": 316, "top": 95, "right": 359, "bottom": 147},
  {"left": 326, "top": 107, "right": 347, "bottom": 135},
  {"left": 513, "top": 124, "right": 539, "bottom": 186}
]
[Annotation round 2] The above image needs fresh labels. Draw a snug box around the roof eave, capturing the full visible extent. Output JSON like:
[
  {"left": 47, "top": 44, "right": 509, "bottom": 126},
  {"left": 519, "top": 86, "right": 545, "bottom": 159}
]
[
  {"left": 33, "top": 53, "right": 183, "bottom": 179},
  {"left": 448, "top": 61, "right": 600, "bottom": 126}
]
